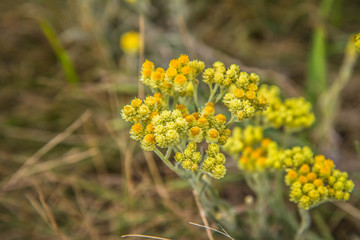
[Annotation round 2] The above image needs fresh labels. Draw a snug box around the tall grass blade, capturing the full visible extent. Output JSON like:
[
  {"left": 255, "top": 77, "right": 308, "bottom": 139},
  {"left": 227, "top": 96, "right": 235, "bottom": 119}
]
[
  {"left": 39, "top": 19, "right": 79, "bottom": 85},
  {"left": 306, "top": 26, "right": 327, "bottom": 103}
]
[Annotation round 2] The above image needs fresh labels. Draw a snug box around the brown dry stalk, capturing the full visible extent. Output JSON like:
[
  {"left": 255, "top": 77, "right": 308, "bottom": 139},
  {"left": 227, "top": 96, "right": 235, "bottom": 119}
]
[
  {"left": 192, "top": 190, "right": 214, "bottom": 240},
  {"left": 2, "top": 110, "right": 92, "bottom": 192}
]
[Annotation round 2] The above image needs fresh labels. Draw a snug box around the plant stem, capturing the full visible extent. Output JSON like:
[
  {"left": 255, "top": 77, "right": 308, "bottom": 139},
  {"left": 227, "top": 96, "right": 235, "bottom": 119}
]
[
  {"left": 295, "top": 208, "right": 311, "bottom": 240},
  {"left": 225, "top": 115, "right": 236, "bottom": 128},
  {"left": 153, "top": 148, "right": 180, "bottom": 175},
  {"left": 214, "top": 86, "right": 226, "bottom": 103},
  {"left": 207, "top": 84, "right": 219, "bottom": 103},
  {"left": 192, "top": 81, "right": 199, "bottom": 111}
]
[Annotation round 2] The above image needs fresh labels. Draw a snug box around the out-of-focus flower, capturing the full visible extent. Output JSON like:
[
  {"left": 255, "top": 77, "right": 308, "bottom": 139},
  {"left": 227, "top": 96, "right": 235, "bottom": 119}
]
[{"left": 120, "top": 31, "right": 139, "bottom": 54}]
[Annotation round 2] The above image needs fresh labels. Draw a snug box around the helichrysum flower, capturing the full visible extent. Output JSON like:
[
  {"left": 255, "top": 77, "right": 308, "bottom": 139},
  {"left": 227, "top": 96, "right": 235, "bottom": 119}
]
[
  {"left": 152, "top": 109, "right": 187, "bottom": 148},
  {"left": 121, "top": 55, "right": 271, "bottom": 180},
  {"left": 202, "top": 62, "right": 241, "bottom": 88},
  {"left": 222, "top": 126, "right": 264, "bottom": 156},
  {"left": 355, "top": 33, "right": 360, "bottom": 53},
  {"left": 120, "top": 31, "right": 139, "bottom": 54},
  {"left": 120, "top": 93, "right": 168, "bottom": 151},
  {"left": 175, "top": 142, "right": 202, "bottom": 172},
  {"left": 282, "top": 149, "right": 354, "bottom": 209},
  {"left": 202, "top": 143, "right": 227, "bottom": 179},
  {"left": 222, "top": 73, "right": 268, "bottom": 121},
  {"left": 140, "top": 54, "right": 204, "bottom": 96},
  {"left": 258, "top": 84, "right": 315, "bottom": 130}
]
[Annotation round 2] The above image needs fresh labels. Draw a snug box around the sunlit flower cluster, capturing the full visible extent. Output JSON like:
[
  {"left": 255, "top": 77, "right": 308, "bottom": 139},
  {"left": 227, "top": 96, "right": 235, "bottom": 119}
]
[
  {"left": 180, "top": 102, "right": 231, "bottom": 145},
  {"left": 121, "top": 94, "right": 167, "bottom": 150},
  {"left": 175, "top": 142, "right": 201, "bottom": 172},
  {"left": 222, "top": 73, "right": 268, "bottom": 121},
  {"left": 122, "top": 55, "right": 273, "bottom": 180},
  {"left": 140, "top": 55, "right": 205, "bottom": 96},
  {"left": 280, "top": 147, "right": 354, "bottom": 209},
  {"left": 222, "top": 126, "right": 263, "bottom": 155},
  {"left": 223, "top": 124, "right": 354, "bottom": 208},
  {"left": 202, "top": 143, "right": 227, "bottom": 179},
  {"left": 258, "top": 84, "right": 315, "bottom": 130},
  {"left": 238, "top": 138, "right": 275, "bottom": 172}
]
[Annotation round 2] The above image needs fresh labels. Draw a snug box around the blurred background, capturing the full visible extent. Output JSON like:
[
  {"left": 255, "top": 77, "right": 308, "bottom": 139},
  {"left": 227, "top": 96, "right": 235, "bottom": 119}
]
[{"left": 1, "top": 0, "right": 360, "bottom": 239}]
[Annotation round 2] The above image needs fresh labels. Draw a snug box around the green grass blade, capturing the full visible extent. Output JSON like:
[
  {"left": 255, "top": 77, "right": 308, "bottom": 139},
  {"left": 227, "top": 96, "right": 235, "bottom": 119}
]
[
  {"left": 39, "top": 19, "right": 79, "bottom": 85},
  {"left": 306, "top": 26, "right": 327, "bottom": 103}
]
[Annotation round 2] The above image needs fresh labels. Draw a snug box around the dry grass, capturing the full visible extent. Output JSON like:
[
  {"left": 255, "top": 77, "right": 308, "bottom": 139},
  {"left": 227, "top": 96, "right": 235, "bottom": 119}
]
[{"left": 1, "top": 0, "right": 360, "bottom": 239}]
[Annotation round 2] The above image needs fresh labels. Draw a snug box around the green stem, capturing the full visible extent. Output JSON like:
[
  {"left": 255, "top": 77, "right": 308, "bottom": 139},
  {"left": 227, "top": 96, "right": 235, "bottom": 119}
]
[
  {"left": 172, "top": 93, "right": 179, "bottom": 109},
  {"left": 154, "top": 147, "right": 180, "bottom": 175},
  {"left": 225, "top": 114, "right": 236, "bottom": 128},
  {"left": 295, "top": 208, "right": 311, "bottom": 240},
  {"left": 282, "top": 127, "right": 290, "bottom": 148},
  {"left": 214, "top": 86, "right": 226, "bottom": 103},
  {"left": 192, "top": 81, "right": 199, "bottom": 111},
  {"left": 207, "top": 84, "right": 219, "bottom": 103}
]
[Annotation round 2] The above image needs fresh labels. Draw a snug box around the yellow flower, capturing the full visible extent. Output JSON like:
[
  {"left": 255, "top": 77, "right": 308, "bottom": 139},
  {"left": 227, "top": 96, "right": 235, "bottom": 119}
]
[
  {"left": 169, "top": 59, "right": 180, "bottom": 69},
  {"left": 355, "top": 33, "right": 360, "bottom": 53},
  {"left": 215, "top": 114, "right": 226, "bottom": 123},
  {"left": 178, "top": 54, "right": 189, "bottom": 64},
  {"left": 120, "top": 31, "right": 139, "bottom": 54},
  {"left": 143, "top": 60, "right": 154, "bottom": 69},
  {"left": 174, "top": 75, "right": 186, "bottom": 85},
  {"left": 166, "top": 67, "right": 177, "bottom": 77}
]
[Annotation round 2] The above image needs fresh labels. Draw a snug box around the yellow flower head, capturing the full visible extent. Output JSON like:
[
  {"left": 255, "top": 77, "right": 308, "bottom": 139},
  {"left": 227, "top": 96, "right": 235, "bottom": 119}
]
[
  {"left": 142, "top": 68, "right": 152, "bottom": 78},
  {"left": 178, "top": 54, "right": 189, "bottom": 64},
  {"left": 131, "top": 98, "right": 142, "bottom": 108},
  {"left": 190, "top": 127, "right": 201, "bottom": 136},
  {"left": 169, "top": 59, "right": 180, "bottom": 69},
  {"left": 215, "top": 114, "right": 226, "bottom": 123},
  {"left": 131, "top": 123, "right": 143, "bottom": 133},
  {"left": 143, "top": 59, "right": 154, "bottom": 69},
  {"left": 120, "top": 31, "right": 139, "bottom": 54},
  {"left": 174, "top": 75, "right": 186, "bottom": 85},
  {"left": 181, "top": 65, "right": 192, "bottom": 75}
]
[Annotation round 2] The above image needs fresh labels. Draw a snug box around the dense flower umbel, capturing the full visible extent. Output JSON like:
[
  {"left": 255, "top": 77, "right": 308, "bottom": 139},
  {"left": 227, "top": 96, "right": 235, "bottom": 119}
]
[
  {"left": 222, "top": 126, "right": 263, "bottom": 155},
  {"left": 223, "top": 123, "right": 354, "bottom": 208},
  {"left": 140, "top": 55, "right": 205, "bottom": 96},
  {"left": 222, "top": 72, "right": 268, "bottom": 121},
  {"left": 278, "top": 147, "right": 354, "bottom": 209},
  {"left": 202, "top": 143, "right": 227, "bottom": 179},
  {"left": 238, "top": 138, "right": 275, "bottom": 172},
  {"left": 175, "top": 142, "right": 201, "bottom": 172},
  {"left": 121, "top": 55, "right": 270, "bottom": 179},
  {"left": 258, "top": 84, "right": 315, "bottom": 130}
]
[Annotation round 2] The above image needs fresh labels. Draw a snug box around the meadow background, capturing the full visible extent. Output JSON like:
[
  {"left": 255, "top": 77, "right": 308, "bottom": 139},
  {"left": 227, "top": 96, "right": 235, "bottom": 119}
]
[{"left": 1, "top": 0, "right": 360, "bottom": 239}]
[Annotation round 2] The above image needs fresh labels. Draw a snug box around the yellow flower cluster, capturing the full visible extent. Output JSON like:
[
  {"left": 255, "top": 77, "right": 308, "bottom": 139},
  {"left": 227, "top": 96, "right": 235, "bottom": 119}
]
[
  {"left": 238, "top": 138, "right": 275, "bottom": 172},
  {"left": 281, "top": 147, "right": 354, "bottom": 209},
  {"left": 258, "top": 85, "right": 315, "bottom": 130},
  {"left": 181, "top": 102, "right": 231, "bottom": 145},
  {"left": 222, "top": 126, "right": 263, "bottom": 155},
  {"left": 140, "top": 55, "right": 205, "bottom": 96},
  {"left": 223, "top": 123, "right": 354, "bottom": 208},
  {"left": 222, "top": 72, "right": 268, "bottom": 121},
  {"left": 202, "top": 143, "right": 227, "bottom": 179},
  {"left": 121, "top": 94, "right": 167, "bottom": 151},
  {"left": 175, "top": 142, "right": 202, "bottom": 172},
  {"left": 202, "top": 62, "right": 240, "bottom": 88},
  {"left": 355, "top": 33, "right": 360, "bottom": 53},
  {"left": 151, "top": 109, "right": 187, "bottom": 149},
  {"left": 121, "top": 56, "right": 271, "bottom": 180}
]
